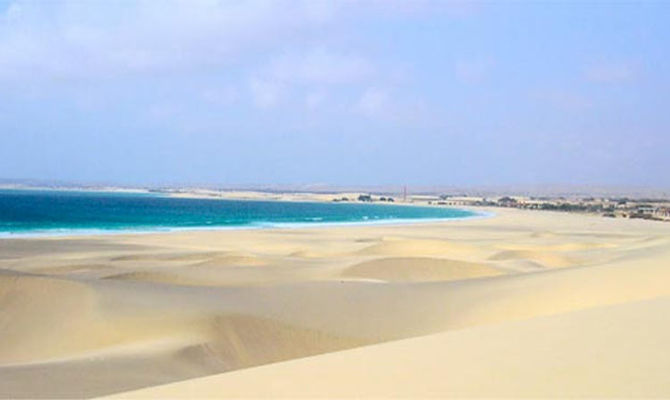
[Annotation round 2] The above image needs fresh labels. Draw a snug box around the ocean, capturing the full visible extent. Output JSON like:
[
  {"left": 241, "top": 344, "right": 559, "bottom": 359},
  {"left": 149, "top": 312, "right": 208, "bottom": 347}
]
[{"left": 0, "top": 189, "right": 478, "bottom": 236}]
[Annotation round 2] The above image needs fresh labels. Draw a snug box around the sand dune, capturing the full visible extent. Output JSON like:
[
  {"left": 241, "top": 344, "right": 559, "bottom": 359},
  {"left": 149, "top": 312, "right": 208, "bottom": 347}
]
[
  {"left": 103, "top": 264, "right": 325, "bottom": 287},
  {"left": 488, "top": 249, "right": 577, "bottom": 267},
  {"left": 116, "top": 296, "right": 670, "bottom": 398},
  {"left": 0, "top": 270, "right": 103, "bottom": 364},
  {"left": 342, "top": 257, "right": 503, "bottom": 282},
  {"left": 355, "top": 237, "right": 477, "bottom": 258},
  {"left": 1, "top": 208, "right": 669, "bottom": 398},
  {"left": 195, "top": 253, "right": 268, "bottom": 267}
]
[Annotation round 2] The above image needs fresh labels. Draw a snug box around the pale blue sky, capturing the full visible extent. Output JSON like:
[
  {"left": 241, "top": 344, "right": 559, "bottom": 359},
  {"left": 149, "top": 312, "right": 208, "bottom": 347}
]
[{"left": 0, "top": 1, "right": 668, "bottom": 187}]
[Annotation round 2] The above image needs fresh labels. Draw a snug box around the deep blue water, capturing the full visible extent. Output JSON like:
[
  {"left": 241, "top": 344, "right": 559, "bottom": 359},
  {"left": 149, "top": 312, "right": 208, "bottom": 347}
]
[{"left": 0, "top": 189, "right": 477, "bottom": 236}]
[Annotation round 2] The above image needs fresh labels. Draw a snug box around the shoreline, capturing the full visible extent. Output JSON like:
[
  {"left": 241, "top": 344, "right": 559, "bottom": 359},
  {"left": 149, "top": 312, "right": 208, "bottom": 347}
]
[
  {"left": 3, "top": 186, "right": 668, "bottom": 223},
  {"left": 0, "top": 188, "right": 489, "bottom": 239},
  {"left": 0, "top": 209, "right": 494, "bottom": 240}
]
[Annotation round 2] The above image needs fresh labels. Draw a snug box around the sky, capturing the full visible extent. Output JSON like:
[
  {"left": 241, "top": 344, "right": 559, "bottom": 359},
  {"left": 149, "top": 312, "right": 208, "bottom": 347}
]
[{"left": 0, "top": 0, "right": 668, "bottom": 188}]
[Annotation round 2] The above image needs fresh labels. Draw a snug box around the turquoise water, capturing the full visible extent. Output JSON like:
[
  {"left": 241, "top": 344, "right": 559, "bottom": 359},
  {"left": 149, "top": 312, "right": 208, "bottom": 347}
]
[{"left": 0, "top": 189, "right": 478, "bottom": 236}]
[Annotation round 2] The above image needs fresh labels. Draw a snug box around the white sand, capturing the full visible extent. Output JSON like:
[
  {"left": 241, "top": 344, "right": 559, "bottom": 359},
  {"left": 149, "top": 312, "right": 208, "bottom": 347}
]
[{"left": 0, "top": 208, "right": 668, "bottom": 398}]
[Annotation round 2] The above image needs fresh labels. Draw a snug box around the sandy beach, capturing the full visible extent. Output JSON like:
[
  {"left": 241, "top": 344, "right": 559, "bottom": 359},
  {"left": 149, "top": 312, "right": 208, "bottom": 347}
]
[{"left": 1, "top": 208, "right": 669, "bottom": 398}]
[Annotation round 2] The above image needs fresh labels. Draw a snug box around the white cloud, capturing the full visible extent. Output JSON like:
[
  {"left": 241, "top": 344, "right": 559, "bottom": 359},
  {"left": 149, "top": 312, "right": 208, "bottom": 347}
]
[
  {"left": 249, "top": 78, "right": 283, "bottom": 109},
  {"left": 0, "top": 0, "right": 433, "bottom": 117},
  {"left": 355, "top": 87, "right": 390, "bottom": 117},
  {"left": 0, "top": 0, "right": 340, "bottom": 81},
  {"left": 354, "top": 86, "right": 431, "bottom": 124},
  {"left": 248, "top": 48, "right": 376, "bottom": 108},
  {"left": 0, "top": 0, "right": 460, "bottom": 84},
  {"left": 266, "top": 48, "right": 374, "bottom": 85}
]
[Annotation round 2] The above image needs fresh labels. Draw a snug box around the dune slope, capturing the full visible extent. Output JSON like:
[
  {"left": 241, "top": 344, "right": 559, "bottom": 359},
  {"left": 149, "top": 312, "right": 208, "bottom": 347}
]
[{"left": 115, "top": 296, "right": 670, "bottom": 398}]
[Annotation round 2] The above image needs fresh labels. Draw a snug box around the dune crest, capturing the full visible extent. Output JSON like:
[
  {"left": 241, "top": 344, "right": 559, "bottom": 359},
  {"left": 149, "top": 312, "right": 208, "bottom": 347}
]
[{"left": 342, "top": 257, "right": 502, "bottom": 282}]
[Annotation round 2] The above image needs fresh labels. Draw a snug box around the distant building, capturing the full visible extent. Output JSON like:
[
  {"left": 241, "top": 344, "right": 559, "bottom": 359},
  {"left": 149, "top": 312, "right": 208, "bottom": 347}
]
[
  {"left": 637, "top": 206, "right": 656, "bottom": 215},
  {"left": 497, "top": 196, "right": 518, "bottom": 207}
]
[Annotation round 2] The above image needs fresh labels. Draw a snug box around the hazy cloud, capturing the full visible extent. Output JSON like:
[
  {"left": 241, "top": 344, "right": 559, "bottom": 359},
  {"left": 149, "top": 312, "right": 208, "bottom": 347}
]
[
  {"left": 248, "top": 48, "right": 376, "bottom": 109},
  {"left": 0, "top": 0, "right": 667, "bottom": 187},
  {"left": 0, "top": 0, "right": 339, "bottom": 81},
  {"left": 265, "top": 48, "right": 374, "bottom": 85},
  {"left": 305, "top": 91, "right": 326, "bottom": 109},
  {"left": 201, "top": 87, "right": 238, "bottom": 107},
  {"left": 249, "top": 78, "right": 283, "bottom": 109},
  {"left": 585, "top": 62, "right": 636, "bottom": 83},
  {"left": 355, "top": 87, "right": 390, "bottom": 118},
  {"left": 454, "top": 58, "right": 494, "bottom": 83},
  {"left": 0, "top": 0, "right": 467, "bottom": 83},
  {"left": 531, "top": 88, "right": 593, "bottom": 111}
]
